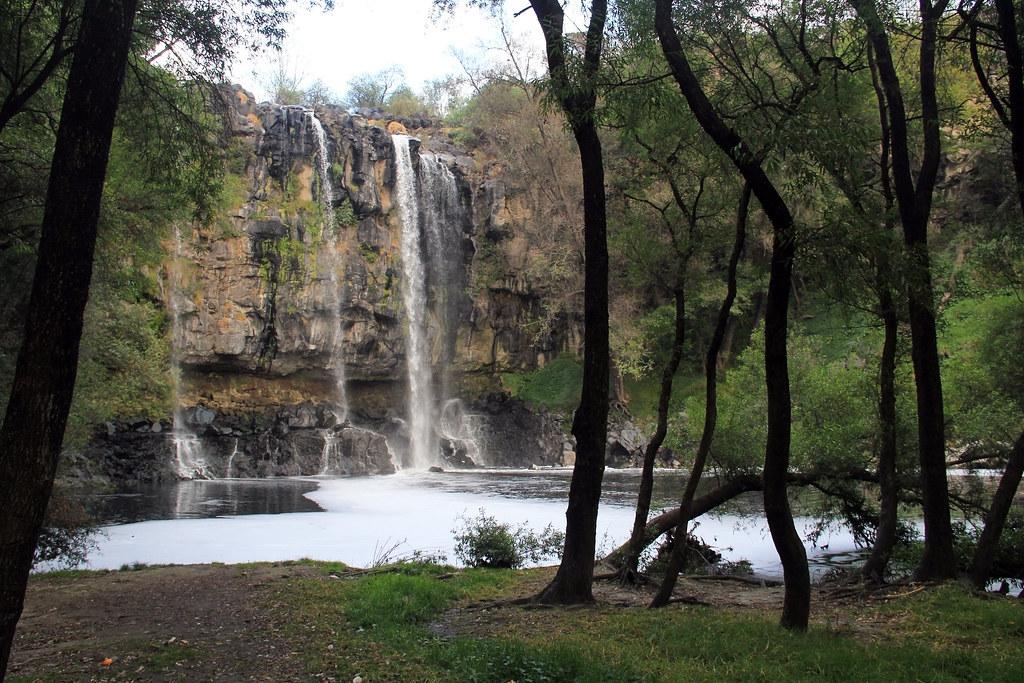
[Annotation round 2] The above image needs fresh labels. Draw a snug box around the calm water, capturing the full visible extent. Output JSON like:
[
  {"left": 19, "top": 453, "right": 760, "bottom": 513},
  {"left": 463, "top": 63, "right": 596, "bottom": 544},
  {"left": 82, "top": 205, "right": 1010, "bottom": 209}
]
[{"left": 76, "top": 469, "right": 864, "bottom": 578}]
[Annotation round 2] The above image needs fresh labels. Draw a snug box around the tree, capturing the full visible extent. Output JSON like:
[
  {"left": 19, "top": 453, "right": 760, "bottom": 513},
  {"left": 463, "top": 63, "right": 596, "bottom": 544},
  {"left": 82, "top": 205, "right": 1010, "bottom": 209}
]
[
  {"left": 653, "top": 0, "right": 810, "bottom": 630},
  {"left": 342, "top": 66, "right": 405, "bottom": 109},
  {"left": 602, "top": 62, "right": 743, "bottom": 583},
  {"left": 262, "top": 49, "right": 305, "bottom": 104},
  {"left": 849, "top": 0, "right": 957, "bottom": 581},
  {"left": 525, "top": 0, "right": 610, "bottom": 605},
  {"left": 0, "top": 0, "right": 78, "bottom": 134},
  {"left": 0, "top": 0, "right": 139, "bottom": 673},
  {"left": 959, "top": 0, "right": 1024, "bottom": 587},
  {"left": 648, "top": 182, "right": 749, "bottom": 605}
]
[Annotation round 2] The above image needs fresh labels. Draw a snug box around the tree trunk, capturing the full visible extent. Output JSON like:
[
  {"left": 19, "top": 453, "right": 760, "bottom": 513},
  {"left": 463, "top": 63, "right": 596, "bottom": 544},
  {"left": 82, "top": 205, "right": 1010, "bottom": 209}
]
[
  {"left": 862, "top": 301, "right": 899, "bottom": 583},
  {"left": 850, "top": 0, "right": 955, "bottom": 581},
  {"left": 995, "top": 0, "right": 1024, "bottom": 215},
  {"left": 530, "top": 0, "right": 610, "bottom": 604},
  {"left": 0, "top": 0, "right": 139, "bottom": 673},
  {"left": 618, "top": 275, "right": 686, "bottom": 584},
  {"left": 863, "top": 45, "right": 900, "bottom": 585},
  {"left": 969, "top": 431, "right": 1024, "bottom": 589},
  {"left": 538, "top": 118, "right": 609, "bottom": 604},
  {"left": 650, "top": 183, "right": 750, "bottom": 607},
  {"left": 654, "top": 0, "right": 809, "bottom": 630}
]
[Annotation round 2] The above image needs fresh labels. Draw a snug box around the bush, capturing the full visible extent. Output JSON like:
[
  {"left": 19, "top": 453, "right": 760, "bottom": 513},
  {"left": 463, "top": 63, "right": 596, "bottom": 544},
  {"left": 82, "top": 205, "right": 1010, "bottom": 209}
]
[
  {"left": 452, "top": 509, "right": 564, "bottom": 569},
  {"left": 33, "top": 486, "right": 100, "bottom": 570}
]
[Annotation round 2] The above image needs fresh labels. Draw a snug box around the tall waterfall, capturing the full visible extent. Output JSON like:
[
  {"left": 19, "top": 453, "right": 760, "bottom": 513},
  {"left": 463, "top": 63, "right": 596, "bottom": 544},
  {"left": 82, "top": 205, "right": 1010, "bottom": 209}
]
[
  {"left": 308, "top": 110, "right": 349, "bottom": 424},
  {"left": 419, "top": 153, "right": 464, "bottom": 378},
  {"left": 170, "top": 225, "right": 210, "bottom": 479},
  {"left": 392, "top": 135, "right": 437, "bottom": 468}
]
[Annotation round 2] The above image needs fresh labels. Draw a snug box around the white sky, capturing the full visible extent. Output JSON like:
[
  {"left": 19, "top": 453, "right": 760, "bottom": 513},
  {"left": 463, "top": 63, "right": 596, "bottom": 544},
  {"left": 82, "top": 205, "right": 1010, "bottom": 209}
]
[{"left": 230, "top": 0, "right": 577, "bottom": 103}]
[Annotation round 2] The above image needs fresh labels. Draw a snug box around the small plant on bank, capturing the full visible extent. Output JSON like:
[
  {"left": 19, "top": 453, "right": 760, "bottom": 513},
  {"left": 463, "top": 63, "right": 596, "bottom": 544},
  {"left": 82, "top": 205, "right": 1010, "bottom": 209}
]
[{"left": 452, "top": 509, "right": 563, "bottom": 569}]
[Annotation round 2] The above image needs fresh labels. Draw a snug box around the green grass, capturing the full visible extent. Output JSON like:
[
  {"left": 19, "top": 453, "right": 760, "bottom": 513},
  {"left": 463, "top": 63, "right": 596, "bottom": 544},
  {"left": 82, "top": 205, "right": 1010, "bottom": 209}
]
[
  {"left": 502, "top": 356, "right": 583, "bottom": 411},
  {"left": 623, "top": 369, "right": 703, "bottom": 424},
  {"left": 272, "top": 564, "right": 1024, "bottom": 683}
]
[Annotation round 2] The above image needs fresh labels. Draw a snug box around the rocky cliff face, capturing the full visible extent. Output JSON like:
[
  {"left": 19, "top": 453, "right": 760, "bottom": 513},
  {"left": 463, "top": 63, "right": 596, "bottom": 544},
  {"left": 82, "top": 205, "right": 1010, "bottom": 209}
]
[
  {"left": 172, "top": 88, "right": 581, "bottom": 404},
  {"left": 89, "top": 86, "right": 585, "bottom": 481}
]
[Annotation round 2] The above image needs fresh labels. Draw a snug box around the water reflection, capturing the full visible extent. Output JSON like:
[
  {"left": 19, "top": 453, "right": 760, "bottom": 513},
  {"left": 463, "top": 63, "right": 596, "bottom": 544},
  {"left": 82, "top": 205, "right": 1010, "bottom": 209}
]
[{"left": 85, "top": 479, "right": 322, "bottom": 524}]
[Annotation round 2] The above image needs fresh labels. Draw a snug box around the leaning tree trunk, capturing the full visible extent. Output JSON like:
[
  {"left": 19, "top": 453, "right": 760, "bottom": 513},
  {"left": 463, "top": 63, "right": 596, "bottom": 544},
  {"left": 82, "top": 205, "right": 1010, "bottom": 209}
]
[
  {"left": 969, "top": 431, "right": 1024, "bottom": 589},
  {"left": 654, "top": 0, "right": 809, "bottom": 630},
  {"left": 0, "top": 0, "right": 139, "bottom": 673},
  {"left": 650, "top": 183, "right": 750, "bottom": 607},
  {"left": 618, "top": 274, "right": 686, "bottom": 584}
]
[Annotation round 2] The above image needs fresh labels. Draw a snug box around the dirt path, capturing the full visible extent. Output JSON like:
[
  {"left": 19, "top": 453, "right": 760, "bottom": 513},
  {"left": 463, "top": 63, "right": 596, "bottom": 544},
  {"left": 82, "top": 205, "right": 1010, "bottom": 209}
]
[{"left": 8, "top": 564, "right": 316, "bottom": 682}]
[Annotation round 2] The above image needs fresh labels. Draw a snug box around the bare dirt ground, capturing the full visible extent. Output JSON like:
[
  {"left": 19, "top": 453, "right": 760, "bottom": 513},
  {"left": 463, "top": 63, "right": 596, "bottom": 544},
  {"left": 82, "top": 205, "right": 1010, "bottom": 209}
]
[{"left": 8, "top": 564, "right": 317, "bottom": 682}]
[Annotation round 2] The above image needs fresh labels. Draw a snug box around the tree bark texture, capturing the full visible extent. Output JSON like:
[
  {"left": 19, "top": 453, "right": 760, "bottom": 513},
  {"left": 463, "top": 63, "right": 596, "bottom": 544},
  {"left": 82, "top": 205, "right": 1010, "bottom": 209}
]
[
  {"left": 654, "top": 0, "right": 809, "bottom": 630},
  {"left": 969, "top": 431, "right": 1024, "bottom": 589},
  {"left": 0, "top": 0, "right": 138, "bottom": 674},
  {"left": 649, "top": 183, "right": 750, "bottom": 607},
  {"left": 530, "top": 0, "right": 610, "bottom": 604},
  {"left": 849, "top": 0, "right": 955, "bottom": 581}
]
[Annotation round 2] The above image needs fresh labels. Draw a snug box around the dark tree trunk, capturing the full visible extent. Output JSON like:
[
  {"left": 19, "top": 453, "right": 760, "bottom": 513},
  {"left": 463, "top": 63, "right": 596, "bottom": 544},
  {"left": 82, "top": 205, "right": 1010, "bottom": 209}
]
[
  {"left": 995, "top": 0, "right": 1024, "bottom": 215},
  {"left": 649, "top": 183, "right": 750, "bottom": 607},
  {"left": 863, "top": 45, "right": 901, "bottom": 585},
  {"left": 618, "top": 275, "right": 686, "bottom": 583},
  {"left": 0, "top": 0, "right": 139, "bottom": 673},
  {"left": 654, "top": 0, "right": 809, "bottom": 630},
  {"left": 862, "top": 301, "right": 900, "bottom": 583},
  {"left": 969, "top": 432, "right": 1024, "bottom": 589},
  {"left": 530, "top": 0, "right": 610, "bottom": 604},
  {"left": 850, "top": 0, "right": 955, "bottom": 581}
]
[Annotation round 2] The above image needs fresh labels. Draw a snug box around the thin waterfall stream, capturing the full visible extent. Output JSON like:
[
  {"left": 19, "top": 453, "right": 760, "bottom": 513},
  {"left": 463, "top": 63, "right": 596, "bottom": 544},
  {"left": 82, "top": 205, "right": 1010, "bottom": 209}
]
[
  {"left": 170, "top": 225, "right": 210, "bottom": 479},
  {"left": 308, "top": 110, "right": 349, "bottom": 426}
]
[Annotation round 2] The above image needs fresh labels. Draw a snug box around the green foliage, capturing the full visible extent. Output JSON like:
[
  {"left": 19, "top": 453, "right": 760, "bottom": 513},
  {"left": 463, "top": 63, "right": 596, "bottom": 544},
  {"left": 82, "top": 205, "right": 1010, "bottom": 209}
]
[
  {"left": 452, "top": 509, "right": 564, "bottom": 569},
  {"left": 67, "top": 294, "right": 172, "bottom": 442},
  {"left": 893, "top": 510, "right": 1024, "bottom": 583},
  {"left": 673, "top": 327, "right": 909, "bottom": 475},
  {"left": 335, "top": 196, "right": 357, "bottom": 230},
  {"left": 501, "top": 356, "right": 583, "bottom": 411},
  {"left": 941, "top": 294, "right": 1024, "bottom": 444}
]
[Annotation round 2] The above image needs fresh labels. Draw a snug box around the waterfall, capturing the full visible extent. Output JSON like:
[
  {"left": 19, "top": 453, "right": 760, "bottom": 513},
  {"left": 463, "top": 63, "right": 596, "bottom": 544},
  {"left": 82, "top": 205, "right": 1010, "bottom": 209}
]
[
  {"left": 420, "top": 154, "right": 481, "bottom": 465},
  {"left": 392, "top": 135, "right": 438, "bottom": 469},
  {"left": 319, "top": 429, "right": 339, "bottom": 475},
  {"left": 226, "top": 438, "right": 239, "bottom": 478},
  {"left": 439, "top": 399, "right": 487, "bottom": 465},
  {"left": 170, "top": 225, "right": 210, "bottom": 480},
  {"left": 419, "top": 153, "right": 465, "bottom": 375},
  {"left": 307, "top": 111, "right": 336, "bottom": 237},
  {"left": 307, "top": 110, "right": 349, "bottom": 424}
]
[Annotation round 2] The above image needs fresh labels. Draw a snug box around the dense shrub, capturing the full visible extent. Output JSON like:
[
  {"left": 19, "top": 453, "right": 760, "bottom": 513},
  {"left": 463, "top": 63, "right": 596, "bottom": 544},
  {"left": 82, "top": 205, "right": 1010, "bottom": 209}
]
[{"left": 452, "top": 509, "right": 563, "bottom": 569}]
